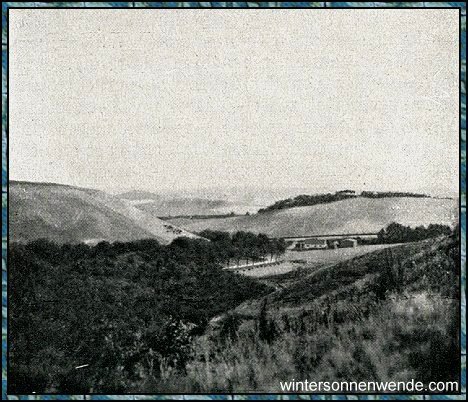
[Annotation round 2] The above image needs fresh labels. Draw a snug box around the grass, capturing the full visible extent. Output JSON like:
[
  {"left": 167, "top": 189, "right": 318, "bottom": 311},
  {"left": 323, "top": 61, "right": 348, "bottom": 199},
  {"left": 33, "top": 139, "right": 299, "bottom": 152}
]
[
  {"left": 139, "top": 234, "right": 460, "bottom": 393},
  {"left": 241, "top": 244, "right": 401, "bottom": 280},
  {"left": 284, "top": 244, "right": 401, "bottom": 266},
  {"left": 174, "top": 295, "right": 457, "bottom": 393},
  {"left": 10, "top": 181, "right": 198, "bottom": 244}
]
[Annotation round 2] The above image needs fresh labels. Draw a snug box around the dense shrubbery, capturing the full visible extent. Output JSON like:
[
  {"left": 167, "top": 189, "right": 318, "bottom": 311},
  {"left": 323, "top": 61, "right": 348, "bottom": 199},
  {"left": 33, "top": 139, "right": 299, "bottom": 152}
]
[
  {"left": 258, "top": 190, "right": 428, "bottom": 213},
  {"left": 9, "top": 232, "right": 278, "bottom": 393},
  {"left": 377, "top": 222, "right": 452, "bottom": 244}
]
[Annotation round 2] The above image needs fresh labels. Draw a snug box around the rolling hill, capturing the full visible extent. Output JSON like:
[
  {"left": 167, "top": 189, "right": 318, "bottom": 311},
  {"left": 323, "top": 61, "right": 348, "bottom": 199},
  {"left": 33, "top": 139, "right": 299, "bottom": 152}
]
[
  {"left": 9, "top": 181, "right": 200, "bottom": 244},
  {"left": 118, "top": 190, "right": 233, "bottom": 217},
  {"left": 117, "top": 188, "right": 277, "bottom": 216},
  {"left": 168, "top": 196, "right": 458, "bottom": 238}
]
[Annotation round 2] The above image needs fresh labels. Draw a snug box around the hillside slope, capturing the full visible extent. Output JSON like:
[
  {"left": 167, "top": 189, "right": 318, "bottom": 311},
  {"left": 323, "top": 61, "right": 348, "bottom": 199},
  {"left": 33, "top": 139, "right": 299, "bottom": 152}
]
[
  {"left": 169, "top": 196, "right": 458, "bottom": 237},
  {"left": 183, "top": 234, "right": 459, "bottom": 392},
  {"left": 10, "top": 181, "right": 199, "bottom": 244}
]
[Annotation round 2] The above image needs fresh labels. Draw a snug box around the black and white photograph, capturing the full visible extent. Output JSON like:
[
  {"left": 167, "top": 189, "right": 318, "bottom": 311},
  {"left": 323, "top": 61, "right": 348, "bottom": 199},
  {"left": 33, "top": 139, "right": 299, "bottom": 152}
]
[{"left": 6, "top": 6, "right": 461, "bottom": 395}]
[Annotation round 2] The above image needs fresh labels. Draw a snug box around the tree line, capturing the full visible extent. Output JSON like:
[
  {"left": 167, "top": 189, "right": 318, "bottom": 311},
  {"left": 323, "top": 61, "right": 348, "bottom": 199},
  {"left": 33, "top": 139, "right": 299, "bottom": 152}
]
[
  {"left": 377, "top": 222, "right": 452, "bottom": 244},
  {"left": 198, "top": 230, "right": 286, "bottom": 266}
]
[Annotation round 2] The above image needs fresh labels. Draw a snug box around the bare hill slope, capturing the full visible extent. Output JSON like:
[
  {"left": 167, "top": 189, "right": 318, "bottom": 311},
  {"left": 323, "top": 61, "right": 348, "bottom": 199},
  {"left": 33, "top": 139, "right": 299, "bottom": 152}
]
[{"left": 10, "top": 181, "right": 199, "bottom": 244}]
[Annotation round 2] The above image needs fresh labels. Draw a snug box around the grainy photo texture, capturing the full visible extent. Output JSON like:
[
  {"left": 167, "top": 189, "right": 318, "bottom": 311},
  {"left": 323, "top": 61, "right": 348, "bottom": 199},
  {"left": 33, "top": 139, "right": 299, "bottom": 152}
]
[{"left": 7, "top": 7, "right": 460, "bottom": 394}]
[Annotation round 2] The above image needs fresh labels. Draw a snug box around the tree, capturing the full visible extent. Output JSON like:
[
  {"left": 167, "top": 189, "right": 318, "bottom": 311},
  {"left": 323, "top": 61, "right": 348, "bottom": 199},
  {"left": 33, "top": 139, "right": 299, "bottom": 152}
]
[{"left": 378, "top": 222, "right": 452, "bottom": 244}]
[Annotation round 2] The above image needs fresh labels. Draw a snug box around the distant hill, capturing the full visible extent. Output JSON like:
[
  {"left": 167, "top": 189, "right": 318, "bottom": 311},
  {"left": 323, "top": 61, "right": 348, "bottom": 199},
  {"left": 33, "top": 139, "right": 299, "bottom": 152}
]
[
  {"left": 118, "top": 190, "right": 237, "bottom": 216},
  {"left": 118, "top": 190, "right": 164, "bottom": 202},
  {"left": 258, "top": 190, "right": 430, "bottom": 213},
  {"left": 10, "top": 181, "right": 199, "bottom": 244},
  {"left": 168, "top": 196, "right": 458, "bottom": 238}
]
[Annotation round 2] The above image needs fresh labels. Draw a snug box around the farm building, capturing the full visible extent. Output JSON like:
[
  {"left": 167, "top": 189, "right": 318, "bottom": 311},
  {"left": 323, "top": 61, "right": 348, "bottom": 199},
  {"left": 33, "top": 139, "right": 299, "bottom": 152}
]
[
  {"left": 295, "top": 238, "right": 328, "bottom": 250},
  {"left": 339, "top": 238, "right": 358, "bottom": 248},
  {"left": 285, "top": 240, "right": 299, "bottom": 250}
]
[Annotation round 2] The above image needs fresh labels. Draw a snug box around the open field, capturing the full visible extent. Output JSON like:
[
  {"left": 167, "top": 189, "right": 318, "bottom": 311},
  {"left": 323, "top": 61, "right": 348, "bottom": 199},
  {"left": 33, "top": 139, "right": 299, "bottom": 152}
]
[
  {"left": 241, "top": 244, "right": 401, "bottom": 278},
  {"left": 284, "top": 243, "right": 401, "bottom": 266},
  {"left": 237, "top": 261, "right": 297, "bottom": 278}
]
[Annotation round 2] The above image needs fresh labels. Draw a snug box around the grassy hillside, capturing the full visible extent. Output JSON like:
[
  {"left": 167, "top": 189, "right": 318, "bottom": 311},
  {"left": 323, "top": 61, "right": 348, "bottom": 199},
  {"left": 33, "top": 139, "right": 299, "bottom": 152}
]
[
  {"left": 257, "top": 190, "right": 429, "bottom": 213},
  {"left": 10, "top": 181, "right": 199, "bottom": 244},
  {"left": 169, "top": 197, "right": 458, "bottom": 238},
  {"left": 163, "top": 233, "right": 459, "bottom": 393},
  {"left": 241, "top": 244, "right": 400, "bottom": 280}
]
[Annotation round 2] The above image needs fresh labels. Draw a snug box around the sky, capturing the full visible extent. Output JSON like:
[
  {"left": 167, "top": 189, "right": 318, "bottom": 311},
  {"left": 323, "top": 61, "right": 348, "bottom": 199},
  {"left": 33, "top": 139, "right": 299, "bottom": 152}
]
[{"left": 9, "top": 8, "right": 459, "bottom": 197}]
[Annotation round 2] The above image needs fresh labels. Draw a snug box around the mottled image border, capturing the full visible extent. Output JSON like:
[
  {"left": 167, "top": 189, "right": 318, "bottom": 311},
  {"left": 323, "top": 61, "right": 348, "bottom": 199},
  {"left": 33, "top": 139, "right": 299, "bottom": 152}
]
[{"left": 1, "top": 1, "right": 466, "bottom": 400}]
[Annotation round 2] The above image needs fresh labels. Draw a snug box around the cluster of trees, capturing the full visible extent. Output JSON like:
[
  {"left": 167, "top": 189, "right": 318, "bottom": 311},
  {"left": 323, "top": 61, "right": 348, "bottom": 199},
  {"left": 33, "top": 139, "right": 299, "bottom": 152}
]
[
  {"left": 377, "top": 222, "right": 452, "bottom": 244},
  {"left": 361, "top": 191, "right": 428, "bottom": 198},
  {"left": 258, "top": 190, "right": 429, "bottom": 213},
  {"left": 258, "top": 191, "right": 358, "bottom": 213},
  {"left": 9, "top": 231, "right": 280, "bottom": 393},
  {"left": 199, "top": 230, "right": 286, "bottom": 266}
]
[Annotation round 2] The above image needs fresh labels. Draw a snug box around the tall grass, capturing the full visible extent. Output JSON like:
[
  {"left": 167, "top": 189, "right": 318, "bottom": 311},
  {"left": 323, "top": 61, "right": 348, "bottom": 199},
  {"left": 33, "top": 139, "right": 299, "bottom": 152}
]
[{"left": 175, "top": 294, "right": 458, "bottom": 393}]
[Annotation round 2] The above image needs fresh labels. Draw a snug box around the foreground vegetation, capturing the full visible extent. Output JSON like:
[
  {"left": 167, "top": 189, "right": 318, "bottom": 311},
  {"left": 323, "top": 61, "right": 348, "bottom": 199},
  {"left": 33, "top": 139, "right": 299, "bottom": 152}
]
[
  {"left": 9, "top": 228, "right": 459, "bottom": 393},
  {"left": 9, "top": 232, "right": 284, "bottom": 393},
  {"left": 146, "top": 230, "right": 460, "bottom": 392}
]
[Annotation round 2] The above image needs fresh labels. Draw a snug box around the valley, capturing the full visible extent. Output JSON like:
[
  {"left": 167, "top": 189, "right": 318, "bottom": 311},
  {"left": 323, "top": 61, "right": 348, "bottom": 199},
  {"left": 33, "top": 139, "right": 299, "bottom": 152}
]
[{"left": 8, "top": 180, "right": 460, "bottom": 393}]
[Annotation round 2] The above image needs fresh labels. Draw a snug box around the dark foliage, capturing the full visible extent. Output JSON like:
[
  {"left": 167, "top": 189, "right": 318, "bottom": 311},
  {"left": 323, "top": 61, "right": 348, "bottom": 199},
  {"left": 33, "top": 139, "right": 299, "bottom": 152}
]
[
  {"left": 377, "top": 222, "right": 452, "bottom": 244},
  {"left": 257, "top": 300, "right": 277, "bottom": 344},
  {"left": 258, "top": 191, "right": 358, "bottom": 213},
  {"left": 258, "top": 190, "right": 428, "bottom": 213},
  {"left": 9, "top": 233, "right": 275, "bottom": 393},
  {"left": 361, "top": 191, "right": 428, "bottom": 198},
  {"left": 198, "top": 230, "right": 286, "bottom": 265}
]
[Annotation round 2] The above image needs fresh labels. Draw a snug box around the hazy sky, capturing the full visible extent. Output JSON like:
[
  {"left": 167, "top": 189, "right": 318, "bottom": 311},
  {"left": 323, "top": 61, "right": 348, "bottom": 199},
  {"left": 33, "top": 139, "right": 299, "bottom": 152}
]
[{"left": 9, "top": 8, "right": 459, "bottom": 196}]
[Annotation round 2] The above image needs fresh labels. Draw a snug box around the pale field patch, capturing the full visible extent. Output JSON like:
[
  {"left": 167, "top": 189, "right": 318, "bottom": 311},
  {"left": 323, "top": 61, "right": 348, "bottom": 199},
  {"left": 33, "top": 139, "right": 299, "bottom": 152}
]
[{"left": 241, "top": 244, "right": 400, "bottom": 278}]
